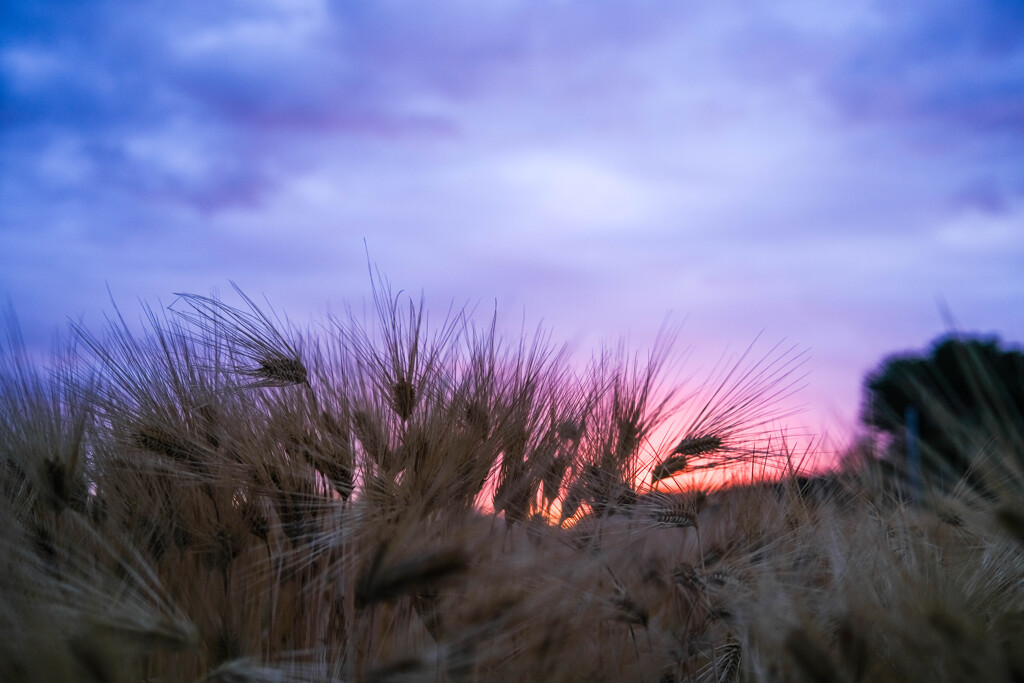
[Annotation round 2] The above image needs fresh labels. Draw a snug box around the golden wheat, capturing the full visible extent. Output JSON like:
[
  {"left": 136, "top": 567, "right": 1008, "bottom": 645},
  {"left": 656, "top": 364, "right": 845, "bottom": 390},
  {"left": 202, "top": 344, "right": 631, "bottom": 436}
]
[{"left": 2, "top": 285, "right": 1023, "bottom": 682}]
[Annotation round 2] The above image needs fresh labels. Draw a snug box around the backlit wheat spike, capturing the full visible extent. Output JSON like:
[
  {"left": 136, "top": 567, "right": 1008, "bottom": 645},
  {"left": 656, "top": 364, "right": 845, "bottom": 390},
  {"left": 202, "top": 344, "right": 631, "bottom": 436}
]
[
  {"left": 936, "top": 509, "right": 964, "bottom": 527},
  {"left": 463, "top": 399, "right": 490, "bottom": 440},
  {"left": 171, "top": 283, "right": 307, "bottom": 388},
  {"left": 705, "top": 570, "right": 738, "bottom": 589},
  {"left": 40, "top": 457, "right": 74, "bottom": 512},
  {"left": 613, "top": 592, "right": 649, "bottom": 627},
  {"left": 655, "top": 511, "right": 697, "bottom": 528},
  {"left": 391, "top": 376, "right": 417, "bottom": 421},
  {"left": 238, "top": 497, "right": 269, "bottom": 542},
  {"left": 652, "top": 435, "right": 723, "bottom": 482},
  {"left": 673, "top": 434, "right": 724, "bottom": 457},
  {"left": 256, "top": 351, "right": 307, "bottom": 387},
  {"left": 273, "top": 487, "right": 320, "bottom": 546},
  {"left": 559, "top": 479, "right": 585, "bottom": 524},
  {"left": 716, "top": 636, "right": 742, "bottom": 683},
  {"left": 204, "top": 525, "right": 243, "bottom": 572},
  {"left": 134, "top": 423, "right": 206, "bottom": 473},
  {"left": 11, "top": 278, "right": 1024, "bottom": 682},
  {"left": 652, "top": 454, "right": 688, "bottom": 483},
  {"left": 674, "top": 562, "right": 704, "bottom": 591},
  {"left": 555, "top": 418, "right": 583, "bottom": 442},
  {"left": 697, "top": 635, "right": 742, "bottom": 683},
  {"left": 541, "top": 453, "right": 568, "bottom": 505},
  {"left": 652, "top": 490, "right": 706, "bottom": 527}
]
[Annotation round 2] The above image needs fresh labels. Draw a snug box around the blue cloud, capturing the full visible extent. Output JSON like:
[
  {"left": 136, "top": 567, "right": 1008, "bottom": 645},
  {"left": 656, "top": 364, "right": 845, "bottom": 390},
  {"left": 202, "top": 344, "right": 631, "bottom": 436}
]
[
  {"left": 2, "top": 0, "right": 1024, "bottom": 441},
  {"left": 824, "top": 1, "right": 1024, "bottom": 137}
]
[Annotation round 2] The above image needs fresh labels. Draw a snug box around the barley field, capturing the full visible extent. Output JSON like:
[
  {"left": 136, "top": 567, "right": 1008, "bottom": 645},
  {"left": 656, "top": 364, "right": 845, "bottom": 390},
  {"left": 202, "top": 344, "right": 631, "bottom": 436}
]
[{"left": 2, "top": 282, "right": 1023, "bottom": 682}]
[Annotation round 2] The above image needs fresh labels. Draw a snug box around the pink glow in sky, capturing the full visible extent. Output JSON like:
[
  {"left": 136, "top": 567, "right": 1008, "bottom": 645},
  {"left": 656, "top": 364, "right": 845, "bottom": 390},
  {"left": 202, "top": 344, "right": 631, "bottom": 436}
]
[{"left": 3, "top": 1, "right": 1023, "bottom": 460}]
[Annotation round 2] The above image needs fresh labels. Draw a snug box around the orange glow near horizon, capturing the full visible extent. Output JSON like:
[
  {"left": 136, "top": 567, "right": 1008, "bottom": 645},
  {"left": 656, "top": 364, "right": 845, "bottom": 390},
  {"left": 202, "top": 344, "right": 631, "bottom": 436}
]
[
  {"left": 480, "top": 412, "right": 838, "bottom": 528},
  {"left": 637, "top": 412, "right": 833, "bottom": 486}
]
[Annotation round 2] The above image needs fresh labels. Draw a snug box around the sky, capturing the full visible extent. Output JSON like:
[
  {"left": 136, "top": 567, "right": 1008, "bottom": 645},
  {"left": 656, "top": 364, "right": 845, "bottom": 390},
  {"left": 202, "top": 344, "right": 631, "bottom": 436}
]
[{"left": 3, "top": 0, "right": 1024, "bottom": 462}]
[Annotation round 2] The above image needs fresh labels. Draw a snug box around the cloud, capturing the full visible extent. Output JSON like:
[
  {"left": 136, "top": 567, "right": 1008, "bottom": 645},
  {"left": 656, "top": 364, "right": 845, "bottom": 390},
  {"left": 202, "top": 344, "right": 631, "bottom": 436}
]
[
  {"left": 2, "top": 0, "right": 1024, "bottom": 441},
  {"left": 823, "top": 1, "right": 1024, "bottom": 138}
]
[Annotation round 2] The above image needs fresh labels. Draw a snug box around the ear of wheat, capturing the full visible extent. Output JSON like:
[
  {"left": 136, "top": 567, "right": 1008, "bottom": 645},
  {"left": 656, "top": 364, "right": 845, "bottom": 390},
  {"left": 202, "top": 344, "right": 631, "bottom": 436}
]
[
  {"left": 170, "top": 282, "right": 308, "bottom": 388},
  {"left": 5, "top": 282, "right": 1024, "bottom": 682}
]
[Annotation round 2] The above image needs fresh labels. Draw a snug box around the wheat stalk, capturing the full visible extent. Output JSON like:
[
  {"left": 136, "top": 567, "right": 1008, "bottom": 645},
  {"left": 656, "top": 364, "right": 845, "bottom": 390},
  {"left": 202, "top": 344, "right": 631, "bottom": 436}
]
[{"left": 170, "top": 283, "right": 308, "bottom": 388}]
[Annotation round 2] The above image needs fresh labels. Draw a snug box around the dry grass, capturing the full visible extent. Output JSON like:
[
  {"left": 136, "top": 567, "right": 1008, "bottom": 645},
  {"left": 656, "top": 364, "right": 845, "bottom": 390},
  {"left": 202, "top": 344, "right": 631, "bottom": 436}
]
[{"left": 2, "top": 286, "right": 1023, "bottom": 682}]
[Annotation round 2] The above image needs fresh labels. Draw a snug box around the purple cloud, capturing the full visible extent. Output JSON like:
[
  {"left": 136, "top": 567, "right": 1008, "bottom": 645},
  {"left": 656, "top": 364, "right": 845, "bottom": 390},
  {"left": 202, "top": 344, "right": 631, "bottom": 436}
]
[{"left": 2, "top": 0, "right": 1023, "bottom": 447}]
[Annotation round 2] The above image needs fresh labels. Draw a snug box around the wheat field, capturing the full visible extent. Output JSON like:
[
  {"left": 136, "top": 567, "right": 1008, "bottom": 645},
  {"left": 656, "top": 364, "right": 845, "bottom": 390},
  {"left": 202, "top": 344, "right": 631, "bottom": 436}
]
[{"left": 2, "top": 281, "right": 1023, "bottom": 682}]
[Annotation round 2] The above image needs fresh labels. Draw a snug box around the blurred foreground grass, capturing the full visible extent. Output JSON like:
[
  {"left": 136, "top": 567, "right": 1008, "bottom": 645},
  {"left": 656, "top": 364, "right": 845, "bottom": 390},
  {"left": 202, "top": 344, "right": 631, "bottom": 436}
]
[{"left": 2, "top": 282, "right": 1023, "bottom": 682}]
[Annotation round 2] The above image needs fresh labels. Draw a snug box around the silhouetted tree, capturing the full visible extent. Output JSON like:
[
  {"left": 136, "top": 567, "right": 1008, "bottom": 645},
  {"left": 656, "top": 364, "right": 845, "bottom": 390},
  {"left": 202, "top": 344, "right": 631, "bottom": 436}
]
[{"left": 861, "top": 335, "right": 1024, "bottom": 492}]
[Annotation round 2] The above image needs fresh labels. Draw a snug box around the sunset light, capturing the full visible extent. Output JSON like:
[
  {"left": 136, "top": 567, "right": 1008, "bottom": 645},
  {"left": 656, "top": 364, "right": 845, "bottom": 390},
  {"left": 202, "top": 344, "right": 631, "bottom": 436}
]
[{"left": 3, "top": 1, "right": 1023, "bottom": 680}]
